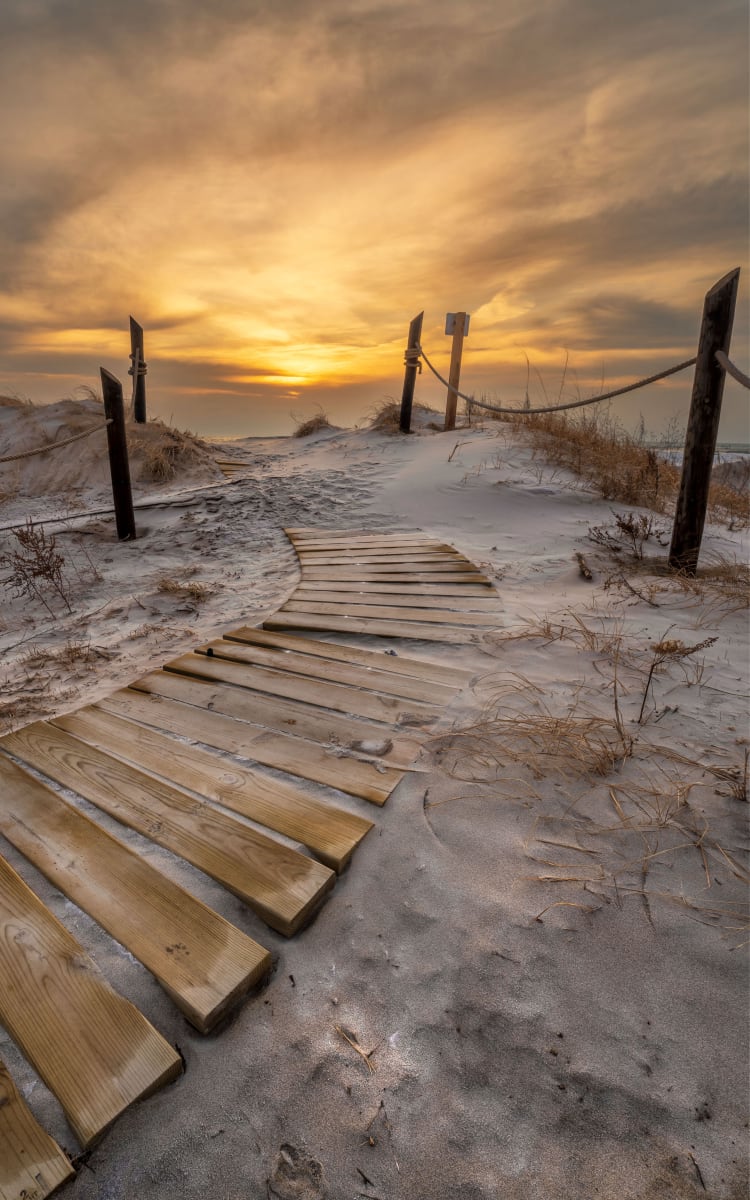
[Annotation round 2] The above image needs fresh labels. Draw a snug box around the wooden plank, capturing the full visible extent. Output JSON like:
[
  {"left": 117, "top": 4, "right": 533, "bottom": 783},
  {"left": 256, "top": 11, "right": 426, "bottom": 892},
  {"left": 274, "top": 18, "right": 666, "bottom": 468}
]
[
  {"left": 265, "top": 612, "right": 487, "bottom": 643},
  {"left": 225, "top": 627, "right": 474, "bottom": 686},
  {"left": 164, "top": 653, "right": 442, "bottom": 727},
  {"left": 297, "top": 552, "right": 469, "bottom": 565},
  {"left": 292, "top": 588, "right": 502, "bottom": 611},
  {"left": 282, "top": 600, "right": 501, "bottom": 627},
  {"left": 1, "top": 724, "right": 335, "bottom": 938},
  {"left": 0, "top": 853, "right": 182, "bottom": 1149},
  {"left": 291, "top": 580, "right": 496, "bottom": 597},
  {"left": 300, "top": 562, "right": 486, "bottom": 576},
  {"left": 301, "top": 571, "right": 490, "bottom": 583},
  {"left": 129, "top": 666, "right": 422, "bottom": 766},
  {"left": 99, "top": 690, "right": 399, "bottom": 805},
  {"left": 0, "top": 1057, "right": 74, "bottom": 1200},
  {"left": 197, "top": 639, "right": 458, "bottom": 705},
  {"left": 52, "top": 708, "right": 373, "bottom": 874},
  {"left": 295, "top": 541, "right": 453, "bottom": 553},
  {"left": 0, "top": 754, "right": 272, "bottom": 1033}
]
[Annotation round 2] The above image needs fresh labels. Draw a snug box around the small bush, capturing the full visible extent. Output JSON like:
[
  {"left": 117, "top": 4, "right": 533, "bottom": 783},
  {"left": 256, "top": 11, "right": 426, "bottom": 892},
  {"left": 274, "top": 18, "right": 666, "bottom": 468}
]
[
  {"left": 293, "top": 411, "right": 334, "bottom": 438},
  {"left": 369, "top": 398, "right": 438, "bottom": 432}
]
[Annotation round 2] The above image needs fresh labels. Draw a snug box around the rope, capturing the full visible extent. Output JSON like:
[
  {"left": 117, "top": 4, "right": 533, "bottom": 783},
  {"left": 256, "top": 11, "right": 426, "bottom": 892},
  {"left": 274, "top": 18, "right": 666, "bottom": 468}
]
[
  {"left": 417, "top": 344, "right": 697, "bottom": 416},
  {"left": 716, "top": 350, "right": 750, "bottom": 390},
  {"left": 0, "top": 420, "right": 112, "bottom": 465}
]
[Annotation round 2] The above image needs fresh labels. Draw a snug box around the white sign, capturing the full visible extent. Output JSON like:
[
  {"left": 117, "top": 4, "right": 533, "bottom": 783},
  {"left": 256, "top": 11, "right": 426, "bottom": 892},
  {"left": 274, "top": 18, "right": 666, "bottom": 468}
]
[{"left": 445, "top": 313, "right": 470, "bottom": 336}]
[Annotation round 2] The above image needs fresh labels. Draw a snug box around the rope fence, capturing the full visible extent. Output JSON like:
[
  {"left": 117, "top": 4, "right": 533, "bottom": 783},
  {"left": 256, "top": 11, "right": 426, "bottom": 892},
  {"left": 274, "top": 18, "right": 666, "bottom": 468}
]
[
  {"left": 411, "top": 345, "right": 700, "bottom": 417},
  {"left": 716, "top": 350, "right": 750, "bottom": 391},
  {"left": 400, "top": 268, "right": 744, "bottom": 576},
  {"left": 0, "top": 420, "right": 112, "bottom": 465}
]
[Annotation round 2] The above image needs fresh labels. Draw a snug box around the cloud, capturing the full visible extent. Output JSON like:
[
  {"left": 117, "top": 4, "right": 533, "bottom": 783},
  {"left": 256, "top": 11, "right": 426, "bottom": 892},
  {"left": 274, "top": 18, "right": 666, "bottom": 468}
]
[{"left": 0, "top": 0, "right": 746, "bottom": 438}]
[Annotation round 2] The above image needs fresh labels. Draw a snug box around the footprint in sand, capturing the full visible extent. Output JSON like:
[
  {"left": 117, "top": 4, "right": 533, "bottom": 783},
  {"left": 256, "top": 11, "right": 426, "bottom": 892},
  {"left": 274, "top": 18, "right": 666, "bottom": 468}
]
[{"left": 267, "top": 1144, "right": 327, "bottom": 1199}]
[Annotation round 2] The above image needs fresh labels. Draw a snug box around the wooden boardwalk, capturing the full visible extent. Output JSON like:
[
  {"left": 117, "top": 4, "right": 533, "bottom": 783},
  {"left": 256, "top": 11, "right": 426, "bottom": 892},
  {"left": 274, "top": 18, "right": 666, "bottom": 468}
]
[
  {"left": 266, "top": 527, "right": 502, "bottom": 642},
  {"left": 0, "top": 528, "right": 501, "bottom": 1192}
]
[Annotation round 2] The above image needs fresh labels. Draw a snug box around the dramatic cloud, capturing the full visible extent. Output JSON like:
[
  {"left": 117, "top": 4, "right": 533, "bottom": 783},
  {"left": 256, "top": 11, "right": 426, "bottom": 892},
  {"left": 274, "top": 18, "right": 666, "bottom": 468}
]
[{"left": 0, "top": 0, "right": 747, "bottom": 438}]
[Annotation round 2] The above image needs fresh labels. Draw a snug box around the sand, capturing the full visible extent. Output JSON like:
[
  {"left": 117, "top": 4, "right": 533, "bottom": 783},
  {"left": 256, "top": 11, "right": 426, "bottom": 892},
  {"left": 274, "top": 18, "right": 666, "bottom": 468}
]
[{"left": 0, "top": 397, "right": 748, "bottom": 1199}]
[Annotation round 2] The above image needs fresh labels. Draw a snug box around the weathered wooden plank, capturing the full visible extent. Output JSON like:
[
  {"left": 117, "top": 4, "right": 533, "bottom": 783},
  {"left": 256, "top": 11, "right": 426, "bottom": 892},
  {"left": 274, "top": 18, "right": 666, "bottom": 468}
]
[
  {"left": 225, "top": 627, "right": 474, "bottom": 686},
  {"left": 0, "top": 754, "right": 271, "bottom": 1032},
  {"left": 1, "top": 724, "right": 335, "bottom": 937},
  {"left": 281, "top": 600, "right": 501, "bottom": 627},
  {"left": 289, "top": 579, "right": 496, "bottom": 597},
  {"left": 52, "top": 708, "right": 373, "bottom": 874},
  {"left": 225, "top": 627, "right": 474, "bottom": 685},
  {"left": 0, "top": 1056, "right": 74, "bottom": 1200},
  {"left": 300, "top": 562, "right": 487, "bottom": 576},
  {"left": 292, "top": 588, "right": 502, "bottom": 611},
  {"left": 0, "top": 853, "right": 182, "bottom": 1149},
  {"left": 301, "top": 570, "right": 490, "bottom": 584},
  {"left": 99, "top": 689, "right": 399, "bottom": 805},
  {"left": 164, "top": 653, "right": 442, "bottom": 727},
  {"left": 264, "top": 612, "right": 487, "bottom": 643},
  {"left": 297, "top": 552, "right": 469, "bottom": 565},
  {"left": 129, "top": 667, "right": 421, "bottom": 766},
  {"left": 197, "top": 639, "right": 457, "bottom": 705},
  {"left": 295, "top": 541, "right": 453, "bottom": 553}
]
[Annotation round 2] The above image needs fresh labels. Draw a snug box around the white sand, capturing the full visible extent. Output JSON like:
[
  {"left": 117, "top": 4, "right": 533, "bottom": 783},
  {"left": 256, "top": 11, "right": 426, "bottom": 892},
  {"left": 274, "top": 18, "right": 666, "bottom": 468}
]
[{"left": 0, "top": 398, "right": 748, "bottom": 1199}]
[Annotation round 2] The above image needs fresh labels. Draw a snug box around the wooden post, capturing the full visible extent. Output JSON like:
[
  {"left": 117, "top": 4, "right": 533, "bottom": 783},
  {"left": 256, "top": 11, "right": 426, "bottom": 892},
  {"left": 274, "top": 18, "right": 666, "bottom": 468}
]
[
  {"left": 444, "top": 311, "right": 468, "bottom": 432},
  {"left": 129, "top": 316, "right": 147, "bottom": 424},
  {"left": 668, "top": 267, "right": 740, "bottom": 575},
  {"left": 399, "top": 311, "right": 424, "bottom": 433},
  {"left": 101, "top": 368, "right": 136, "bottom": 541}
]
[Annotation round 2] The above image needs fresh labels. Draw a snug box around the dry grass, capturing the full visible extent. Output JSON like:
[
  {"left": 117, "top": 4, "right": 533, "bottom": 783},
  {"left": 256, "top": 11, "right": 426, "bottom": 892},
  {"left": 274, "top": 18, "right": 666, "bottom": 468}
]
[
  {"left": 156, "top": 576, "right": 216, "bottom": 603},
  {"left": 492, "top": 404, "right": 749, "bottom": 528},
  {"left": 129, "top": 420, "right": 210, "bottom": 482},
  {"left": 292, "top": 411, "right": 336, "bottom": 438},
  {"left": 368, "top": 398, "right": 438, "bottom": 432}
]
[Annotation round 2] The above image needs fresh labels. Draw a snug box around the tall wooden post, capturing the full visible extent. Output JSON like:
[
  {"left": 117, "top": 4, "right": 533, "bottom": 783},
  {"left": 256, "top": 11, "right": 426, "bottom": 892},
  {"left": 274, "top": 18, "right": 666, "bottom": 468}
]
[
  {"left": 101, "top": 368, "right": 136, "bottom": 541},
  {"left": 668, "top": 267, "right": 740, "bottom": 575},
  {"left": 444, "top": 311, "right": 468, "bottom": 431},
  {"left": 399, "top": 311, "right": 424, "bottom": 433},
  {"left": 129, "top": 316, "right": 147, "bottom": 424}
]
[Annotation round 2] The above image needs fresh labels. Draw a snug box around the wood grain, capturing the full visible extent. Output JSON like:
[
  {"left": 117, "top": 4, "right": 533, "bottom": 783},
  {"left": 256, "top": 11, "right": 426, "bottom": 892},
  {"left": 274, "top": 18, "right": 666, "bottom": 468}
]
[
  {"left": 1, "top": 724, "right": 335, "bottom": 937},
  {"left": 98, "top": 689, "right": 399, "bottom": 805},
  {"left": 264, "top": 611, "right": 486, "bottom": 643},
  {"left": 225, "top": 627, "right": 474, "bottom": 686},
  {"left": 52, "top": 707, "right": 373, "bottom": 873},
  {"left": 196, "top": 638, "right": 457, "bottom": 705},
  {"left": 0, "top": 753, "right": 272, "bottom": 1032},
  {"left": 291, "top": 588, "right": 502, "bottom": 611},
  {"left": 128, "top": 667, "right": 422, "bottom": 767},
  {"left": 281, "top": 600, "right": 501, "bottom": 627},
  {"left": 0, "top": 1056, "right": 74, "bottom": 1200},
  {"left": 297, "top": 552, "right": 468, "bottom": 565},
  {"left": 300, "top": 571, "right": 490, "bottom": 584},
  {"left": 0, "top": 852, "right": 182, "bottom": 1148},
  {"left": 288, "top": 580, "right": 496, "bottom": 596},
  {"left": 163, "top": 652, "right": 442, "bottom": 727}
]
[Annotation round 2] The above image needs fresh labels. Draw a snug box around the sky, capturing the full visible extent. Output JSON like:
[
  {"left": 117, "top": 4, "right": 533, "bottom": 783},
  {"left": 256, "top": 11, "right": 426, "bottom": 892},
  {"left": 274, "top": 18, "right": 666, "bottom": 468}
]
[{"left": 0, "top": 0, "right": 748, "bottom": 441}]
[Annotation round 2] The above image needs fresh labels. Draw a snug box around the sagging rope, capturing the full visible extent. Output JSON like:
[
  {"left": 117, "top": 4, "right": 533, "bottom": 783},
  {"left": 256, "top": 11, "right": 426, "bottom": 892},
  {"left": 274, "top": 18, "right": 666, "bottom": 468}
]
[
  {"left": 716, "top": 350, "right": 750, "bottom": 391},
  {"left": 0, "top": 419, "right": 112, "bottom": 465},
  {"left": 412, "top": 344, "right": 698, "bottom": 416}
]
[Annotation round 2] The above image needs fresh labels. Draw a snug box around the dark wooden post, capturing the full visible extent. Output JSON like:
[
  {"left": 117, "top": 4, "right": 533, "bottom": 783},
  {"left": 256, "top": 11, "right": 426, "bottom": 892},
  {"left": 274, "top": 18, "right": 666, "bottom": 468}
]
[
  {"left": 101, "top": 368, "right": 136, "bottom": 541},
  {"left": 129, "top": 316, "right": 147, "bottom": 424},
  {"left": 668, "top": 268, "right": 740, "bottom": 574},
  {"left": 399, "top": 311, "right": 424, "bottom": 433},
  {"left": 444, "top": 311, "right": 468, "bottom": 432}
]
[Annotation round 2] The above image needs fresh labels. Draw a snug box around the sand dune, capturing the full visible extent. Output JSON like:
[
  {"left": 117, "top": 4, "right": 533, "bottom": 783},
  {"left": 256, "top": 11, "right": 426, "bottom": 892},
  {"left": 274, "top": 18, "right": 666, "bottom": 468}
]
[{"left": 0, "top": 398, "right": 747, "bottom": 1199}]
